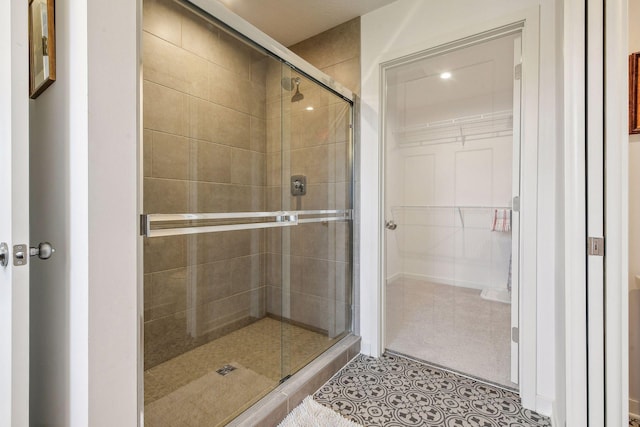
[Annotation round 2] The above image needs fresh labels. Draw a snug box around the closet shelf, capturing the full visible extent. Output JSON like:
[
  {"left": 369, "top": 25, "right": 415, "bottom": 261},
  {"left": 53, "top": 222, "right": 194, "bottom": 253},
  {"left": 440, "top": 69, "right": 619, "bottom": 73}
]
[{"left": 393, "top": 110, "right": 513, "bottom": 146}]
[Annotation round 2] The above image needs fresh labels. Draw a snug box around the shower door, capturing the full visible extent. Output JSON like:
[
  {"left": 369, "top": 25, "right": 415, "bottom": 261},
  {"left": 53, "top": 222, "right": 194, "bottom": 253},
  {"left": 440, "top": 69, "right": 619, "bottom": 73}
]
[
  {"left": 382, "top": 31, "right": 521, "bottom": 389},
  {"left": 141, "top": 1, "right": 353, "bottom": 425}
]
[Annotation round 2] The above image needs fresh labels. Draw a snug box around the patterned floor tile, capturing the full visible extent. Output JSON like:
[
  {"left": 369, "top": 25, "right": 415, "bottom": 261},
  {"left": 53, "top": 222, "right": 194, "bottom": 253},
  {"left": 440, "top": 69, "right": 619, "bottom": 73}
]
[{"left": 314, "top": 353, "right": 551, "bottom": 427}]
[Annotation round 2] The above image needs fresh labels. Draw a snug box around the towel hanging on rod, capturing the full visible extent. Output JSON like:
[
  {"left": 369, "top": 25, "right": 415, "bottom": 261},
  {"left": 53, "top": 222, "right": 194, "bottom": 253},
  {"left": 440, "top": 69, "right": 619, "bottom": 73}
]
[{"left": 491, "top": 209, "right": 511, "bottom": 232}]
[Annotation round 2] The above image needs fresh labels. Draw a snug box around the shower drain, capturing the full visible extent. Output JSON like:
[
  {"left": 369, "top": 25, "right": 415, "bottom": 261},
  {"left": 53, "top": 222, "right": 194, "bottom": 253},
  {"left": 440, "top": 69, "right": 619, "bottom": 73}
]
[{"left": 216, "top": 364, "right": 237, "bottom": 376}]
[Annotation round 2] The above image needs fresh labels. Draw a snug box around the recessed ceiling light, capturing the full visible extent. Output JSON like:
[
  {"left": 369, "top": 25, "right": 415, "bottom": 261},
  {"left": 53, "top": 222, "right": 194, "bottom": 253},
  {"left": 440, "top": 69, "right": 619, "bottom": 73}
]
[
  {"left": 305, "top": 106, "right": 314, "bottom": 111},
  {"left": 440, "top": 72, "right": 452, "bottom": 79}
]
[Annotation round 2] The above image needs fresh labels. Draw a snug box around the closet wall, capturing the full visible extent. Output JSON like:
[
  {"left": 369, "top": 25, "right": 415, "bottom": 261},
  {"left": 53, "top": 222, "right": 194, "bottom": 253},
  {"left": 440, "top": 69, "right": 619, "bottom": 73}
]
[{"left": 384, "top": 35, "right": 516, "bottom": 292}]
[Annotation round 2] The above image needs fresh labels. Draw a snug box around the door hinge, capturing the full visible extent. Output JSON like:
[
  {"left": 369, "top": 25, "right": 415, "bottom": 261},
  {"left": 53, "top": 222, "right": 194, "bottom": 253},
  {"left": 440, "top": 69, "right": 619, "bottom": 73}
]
[
  {"left": 512, "top": 196, "right": 520, "bottom": 212},
  {"left": 512, "top": 326, "right": 519, "bottom": 343},
  {"left": 514, "top": 63, "right": 522, "bottom": 80},
  {"left": 588, "top": 237, "right": 604, "bottom": 256}
]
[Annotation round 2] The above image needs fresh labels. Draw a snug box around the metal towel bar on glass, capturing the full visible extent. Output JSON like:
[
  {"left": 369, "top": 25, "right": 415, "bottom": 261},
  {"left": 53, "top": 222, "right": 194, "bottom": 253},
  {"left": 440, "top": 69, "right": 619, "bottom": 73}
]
[{"left": 141, "top": 210, "right": 352, "bottom": 238}]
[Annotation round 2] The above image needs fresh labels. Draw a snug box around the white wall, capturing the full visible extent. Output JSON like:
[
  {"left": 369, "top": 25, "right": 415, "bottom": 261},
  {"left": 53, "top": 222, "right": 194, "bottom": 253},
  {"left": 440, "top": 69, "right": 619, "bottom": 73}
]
[
  {"left": 629, "top": 0, "right": 640, "bottom": 415},
  {"left": 360, "top": 0, "right": 561, "bottom": 416},
  {"left": 385, "top": 135, "right": 513, "bottom": 290},
  {"left": 29, "top": 0, "right": 139, "bottom": 425}
]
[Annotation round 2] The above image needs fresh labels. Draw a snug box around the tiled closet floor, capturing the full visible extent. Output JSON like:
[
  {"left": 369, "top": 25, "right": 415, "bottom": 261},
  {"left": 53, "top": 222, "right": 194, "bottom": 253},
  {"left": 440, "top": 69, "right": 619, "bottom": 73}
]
[
  {"left": 314, "top": 353, "right": 551, "bottom": 426},
  {"left": 144, "top": 317, "right": 338, "bottom": 426},
  {"left": 386, "top": 278, "right": 515, "bottom": 388}
]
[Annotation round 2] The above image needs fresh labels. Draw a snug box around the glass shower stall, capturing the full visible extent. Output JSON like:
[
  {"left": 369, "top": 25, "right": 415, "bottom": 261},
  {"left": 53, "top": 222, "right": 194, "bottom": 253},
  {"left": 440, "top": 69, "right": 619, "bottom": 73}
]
[{"left": 140, "top": 0, "right": 354, "bottom": 424}]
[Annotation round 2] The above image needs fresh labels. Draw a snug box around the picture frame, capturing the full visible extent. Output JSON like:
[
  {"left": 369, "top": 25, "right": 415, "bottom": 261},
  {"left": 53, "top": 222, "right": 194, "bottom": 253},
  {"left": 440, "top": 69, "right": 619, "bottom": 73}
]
[
  {"left": 29, "top": 0, "right": 56, "bottom": 99},
  {"left": 630, "top": 51, "right": 640, "bottom": 134}
]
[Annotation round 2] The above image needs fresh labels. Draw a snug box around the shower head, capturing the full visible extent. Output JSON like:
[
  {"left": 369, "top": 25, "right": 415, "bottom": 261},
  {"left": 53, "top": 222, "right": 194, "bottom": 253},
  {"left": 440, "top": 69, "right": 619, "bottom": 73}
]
[
  {"left": 281, "top": 77, "right": 304, "bottom": 102},
  {"left": 291, "top": 78, "right": 304, "bottom": 103},
  {"left": 281, "top": 77, "right": 297, "bottom": 91}
]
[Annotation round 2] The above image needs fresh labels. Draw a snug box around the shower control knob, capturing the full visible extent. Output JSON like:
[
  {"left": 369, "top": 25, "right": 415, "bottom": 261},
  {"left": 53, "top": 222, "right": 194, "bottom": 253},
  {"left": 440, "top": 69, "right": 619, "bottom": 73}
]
[
  {"left": 385, "top": 220, "right": 397, "bottom": 230},
  {"left": 29, "top": 242, "right": 55, "bottom": 260}
]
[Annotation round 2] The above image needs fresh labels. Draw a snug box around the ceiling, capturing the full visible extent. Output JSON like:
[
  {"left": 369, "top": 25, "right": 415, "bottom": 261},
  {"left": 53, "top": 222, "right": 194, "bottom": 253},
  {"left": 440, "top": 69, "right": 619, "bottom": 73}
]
[
  {"left": 216, "top": 0, "right": 397, "bottom": 46},
  {"left": 386, "top": 34, "right": 518, "bottom": 125}
]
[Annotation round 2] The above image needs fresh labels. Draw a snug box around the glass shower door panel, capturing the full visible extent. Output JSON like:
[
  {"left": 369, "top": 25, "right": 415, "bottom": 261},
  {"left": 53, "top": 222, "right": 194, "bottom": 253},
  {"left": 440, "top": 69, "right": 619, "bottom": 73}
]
[
  {"left": 279, "top": 70, "right": 354, "bottom": 378},
  {"left": 142, "top": 2, "right": 287, "bottom": 424}
]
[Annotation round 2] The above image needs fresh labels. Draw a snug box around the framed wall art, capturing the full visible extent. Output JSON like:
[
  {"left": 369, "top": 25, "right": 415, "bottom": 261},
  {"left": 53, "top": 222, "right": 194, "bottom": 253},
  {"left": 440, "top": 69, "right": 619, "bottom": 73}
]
[
  {"left": 29, "top": 0, "right": 56, "bottom": 99},
  {"left": 630, "top": 51, "right": 640, "bottom": 134}
]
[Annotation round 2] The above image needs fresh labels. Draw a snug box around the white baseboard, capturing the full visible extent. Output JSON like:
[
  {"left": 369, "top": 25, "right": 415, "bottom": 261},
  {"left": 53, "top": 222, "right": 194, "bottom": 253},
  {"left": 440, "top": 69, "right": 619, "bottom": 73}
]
[
  {"left": 550, "top": 400, "right": 561, "bottom": 427},
  {"left": 385, "top": 272, "right": 506, "bottom": 291},
  {"left": 535, "top": 394, "right": 553, "bottom": 417},
  {"left": 360, "top": 340, "right": 372, "bottom": 357}
]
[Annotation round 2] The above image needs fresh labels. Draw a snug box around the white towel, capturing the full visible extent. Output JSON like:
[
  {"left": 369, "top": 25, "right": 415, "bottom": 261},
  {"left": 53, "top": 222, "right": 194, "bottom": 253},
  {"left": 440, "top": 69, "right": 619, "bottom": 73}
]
[{"left": 491, "top": 209, "right": 511, "bottom": 232}]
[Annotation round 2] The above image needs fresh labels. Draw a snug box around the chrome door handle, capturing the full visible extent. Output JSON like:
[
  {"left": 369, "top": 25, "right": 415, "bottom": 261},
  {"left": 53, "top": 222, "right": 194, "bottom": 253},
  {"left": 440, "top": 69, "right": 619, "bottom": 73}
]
[
  {"left": 0, "top": 242, "right": 8, "bottom": 267},
  {"left": 30, "top": 242, "right": 55, "bottom": 260},
  {"left": 385, "top": 220, "right": 397, "bottom": 230}
]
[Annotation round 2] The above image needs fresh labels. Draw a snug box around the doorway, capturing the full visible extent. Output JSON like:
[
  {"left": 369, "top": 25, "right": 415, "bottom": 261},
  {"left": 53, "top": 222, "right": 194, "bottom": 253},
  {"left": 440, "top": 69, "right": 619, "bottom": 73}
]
[{"left": 381, "top": 31, "right": 522, "bottom": 389}]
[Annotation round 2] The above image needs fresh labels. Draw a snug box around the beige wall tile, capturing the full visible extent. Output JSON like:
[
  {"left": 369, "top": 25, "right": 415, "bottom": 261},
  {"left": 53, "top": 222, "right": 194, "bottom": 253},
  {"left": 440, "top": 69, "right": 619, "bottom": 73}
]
[
  {"left": 289, "top": 292, "right": 329, "bottom": 331},
  {"left": 144, "top": 236, "right": 187, "bottom": 273},
  {"left": 188, "top": 97, "right": 250, "bottom": 149},
  {"left": 266, "top": 152, "right": 281, "bottom": 186},
  {"left": 190, "top": 140, "right": 232, "bottom": 183},
  {"left": 144, "top": 81, "right": 189, "bottom": 136},
  {"left": 152, "top": 132, "right": 190, "bottom": 180},
  {"left": 290, "top": 106, "right": 330, "bottom": 149},
  {"left": 231, "top": 150, "right": 265, "bottom": 186},
  {"left": 144, "top": 130, "right": 153, "bottom": 177},
  {"left": 193, "top": 233, "right": 227, "bottom": 265},
  {"left": 322, "top": 57, "right": 361, "bottom": 96},
  {"left": 250, "top": 117, "right": 266, "bottom": 153},
  {"left": 291, "top": 145, "right": 329, "bottom": 184},
  {"left": 145, "top": 268, "right": 188, "bottom": 321},
  {"left": 288, "top": 18, "right": 360, "bottom": 70},
  {"left": 181, "top": 11, "right": 220, "bottom": 62},
  {"left": 208, "top": 62, "right": 252, "bottom": 114},
  {"left": 299, "top": 184, "right": 328, "bottom": 211},
  {"left": 189, "top": 182, "right": 229, "bottom": 213},
  {"left": 230, "top": 254, "right": 262, "bottom": 293},
  {"left": 144, "top": 32, "right": 208, "bottom": 98},
  {"left": 250, "top": 54, "right": 269, "bottom": 86},
  {"left": 143, "top": 0, "right": 183, "bottom": 46},
  {"left": 249, "top": 81, "right": 267, "bottom": 119},
  {"left": 144, "top": 177, "right": 189, "bottom": 213},
  {"left": 214, "top": 32, "right": 252, "bottom": 80},
  {"left": 194, "top": 260, "right": 232, "bottom": 303}
]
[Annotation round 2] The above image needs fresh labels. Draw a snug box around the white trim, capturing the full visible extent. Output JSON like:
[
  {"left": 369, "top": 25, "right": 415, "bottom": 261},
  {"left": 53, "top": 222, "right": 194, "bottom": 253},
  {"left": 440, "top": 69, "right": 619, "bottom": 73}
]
[
  {"left": 586, "top": 0, "right": 605, "bottom": 423},
  {"left": 375, "top": 8, "right": 540, "bottom": 411},
  {"left": 182, "top": 0, "right": 353, "bottom": 102},
  {"left": 535, "top": 395, "right": 554, "bottom": 419},
  {"left": 0, "top": 0, "right": 30, "bottom": 425},
  {"left": 604, "top": 0, "right": 629, "bottom": 425},
  {"left": 562, "top": 0, "right": 587, "bottom": 425}
]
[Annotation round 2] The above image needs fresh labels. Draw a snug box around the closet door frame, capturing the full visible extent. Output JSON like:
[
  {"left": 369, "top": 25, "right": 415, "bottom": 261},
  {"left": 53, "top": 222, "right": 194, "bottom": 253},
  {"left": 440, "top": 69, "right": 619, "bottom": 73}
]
[{"left": 378, "top": 9, "right": 540, "bottom": 410}]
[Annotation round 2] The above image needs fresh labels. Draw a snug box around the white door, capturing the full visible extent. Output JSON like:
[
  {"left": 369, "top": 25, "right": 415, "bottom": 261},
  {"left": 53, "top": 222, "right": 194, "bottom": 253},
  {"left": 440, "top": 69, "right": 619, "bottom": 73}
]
[
  {"left": 511, "top": 36, "right": 522, "bottom": 385},
  {"left": 586, "top": 0, "right": 605, "bottom": 424},
  {"left": 0, "top": 1, "right": 30, "bottom": 426}
]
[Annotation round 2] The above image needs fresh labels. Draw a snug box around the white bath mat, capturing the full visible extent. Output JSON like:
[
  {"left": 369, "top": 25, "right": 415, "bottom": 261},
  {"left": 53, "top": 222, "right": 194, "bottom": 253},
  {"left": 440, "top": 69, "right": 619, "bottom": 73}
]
[{"left": 278, "top": 396, "right": 362, "bottom": 427}]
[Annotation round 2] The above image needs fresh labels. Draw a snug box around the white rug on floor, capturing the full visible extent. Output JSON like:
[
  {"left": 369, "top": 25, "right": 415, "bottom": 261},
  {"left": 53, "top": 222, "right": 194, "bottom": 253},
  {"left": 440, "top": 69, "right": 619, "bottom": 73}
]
[{"left": 278, "top": 396, "right": 362, "bottom": 427}]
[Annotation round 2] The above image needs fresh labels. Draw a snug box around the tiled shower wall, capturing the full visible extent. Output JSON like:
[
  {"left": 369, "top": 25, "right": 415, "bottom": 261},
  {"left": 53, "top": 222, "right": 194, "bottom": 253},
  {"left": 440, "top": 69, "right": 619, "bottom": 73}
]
[
  {"left": 142, "top": 1, "right": 361, "bottom": 368},
  {"left": 142, "top": 0, "right": 270, "bottom": 369},
  {"left": 289, "top": 19, "right": 361, "bottom": 335},
  {"left": 263, "top": 19, "right": 361, "bottom": 336}
]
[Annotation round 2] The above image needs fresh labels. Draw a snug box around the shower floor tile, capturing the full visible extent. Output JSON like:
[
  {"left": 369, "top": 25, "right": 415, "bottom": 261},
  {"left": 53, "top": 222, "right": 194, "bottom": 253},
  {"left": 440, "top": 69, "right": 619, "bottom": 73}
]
[
  {"left": 313, "top": 353, "right": 551, "bottom": 427},
  {"left": 144, "top": 317, "right": 338, "bottom": 426},
  {"left": 385, "top": 278, "right": 515, "bottom": 388}
]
